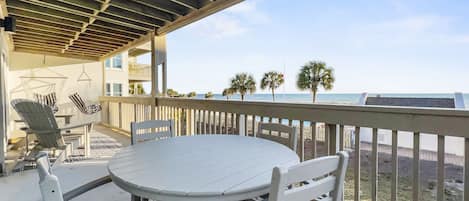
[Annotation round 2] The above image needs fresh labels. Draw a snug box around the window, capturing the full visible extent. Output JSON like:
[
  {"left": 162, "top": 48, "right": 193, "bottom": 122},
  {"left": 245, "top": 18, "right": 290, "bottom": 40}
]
[
  {"left": 104, "top": 54, "right": 122, "bottom": 69},
  {"left": 112, "top": 54, "right": 122, "bottom": 69},
  {"left": 105, "top": 83, "right": 111, "bottom": 96},
  {"left": 105, "top": 58, "right": 111, "bottom": 69},
  {"left": 112, "top": 83, "right": 122, "bottom": 96}
]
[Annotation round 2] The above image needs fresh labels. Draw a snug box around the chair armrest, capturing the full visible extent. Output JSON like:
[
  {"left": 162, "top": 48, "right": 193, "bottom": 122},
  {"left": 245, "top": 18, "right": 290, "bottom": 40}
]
[
  {"left": 59, "top": 122, "right": 93, "bottom": 131},
  {"left": 63, "top": 175, "right": 112, "bottom": 201}
]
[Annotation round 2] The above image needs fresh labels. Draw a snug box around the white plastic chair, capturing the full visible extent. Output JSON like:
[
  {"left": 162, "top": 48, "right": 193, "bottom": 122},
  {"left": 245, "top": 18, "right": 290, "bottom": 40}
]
[
  {"left": 256, "top": 122, "right": 298, "bottom": 152},
  {"left": 130, "top": 120, "right": 175, "bottom": 145},
  {"left": 269, "top": 151, "right": 349, "bottom": 201},
  {"left": 36, "top": 152, "right": 112, "bottom": 201}
]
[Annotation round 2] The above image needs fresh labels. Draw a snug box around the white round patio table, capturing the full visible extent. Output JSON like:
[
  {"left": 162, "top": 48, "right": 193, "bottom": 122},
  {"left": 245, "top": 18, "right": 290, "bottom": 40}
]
[{"left": 108, "top": 135, "right": 300, "bottom": 201}]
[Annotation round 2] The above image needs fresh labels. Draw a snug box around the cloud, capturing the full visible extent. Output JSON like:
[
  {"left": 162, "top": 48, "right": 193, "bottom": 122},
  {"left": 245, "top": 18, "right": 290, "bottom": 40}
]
[{"left": 186, "top": 0, "right": 269, "bottom": 39}]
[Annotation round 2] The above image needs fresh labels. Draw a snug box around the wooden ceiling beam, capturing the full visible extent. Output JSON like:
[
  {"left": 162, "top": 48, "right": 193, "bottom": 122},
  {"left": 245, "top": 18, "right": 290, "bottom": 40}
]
[
  {"left": 15, "top": 47, "right": 100, "bottom": 61},
  {"left": 67, "top": 46, "right": 108, "bottom": 54},
  {"left": 133, "top": 0, "right": 190, "bottom": 16},
  {"left": 16, "top": 23, "right": 76, "bottom": 36},
  {"left": 56, "top": 0, "right": 102, "bottom": 11},
  {"left": 92, "top": 20, "right": 148, "bottom": 35},
  {"left": 80, "top": 32, "right": 129, "bottom": 44},
  {"left": 14, "top": 16, "right": 82, "bottom": 32},
  {"left": 28, "top": 0, "right": 94, "bottom": 14},
  {"left": 14, "top": 39, "right": 67, "bottom": 47},
  {"left": 8, "top": 0, "right": 89, "bottom": 23},
  {"left": 15, "top": 43, "right": 64, "bottom": 51},
  {"left": 13, "top": 33, "right": 71, "bottom": 44},
  {"left": 9, "top": 9, "right": 84, "bottom": 28},
  {"left": 15, "top": 40, "right": 65, "bottom": 50},
  {"left": 70, "top": 44, "right": 115, "bottom": 52},
  {"left": 84, "top": 29, "right": 137, "bottom": 41},
  {"left": 13, "top": 36, "right": 69, "bottom": 45},
  {"left": 106, "top": 0, "right": 175, "bottom": 22},
  {"left": 73, "top": 38, "right": 121, "bottom": 48},
  {"left": 170, "top": 0, "right": 201, "bottom": 10},
  {"left": 15, "top": 29, "right": 72, "bottom": 40},
  {"left": 76, "top": 36, "right": 126, "bottom": 46},
  {"left": 87, "top": 25, "right": 140, "bottom": 39},
  {"left": 104, "top": 6, "right": 165, "bottom": 27},
  {"left": 65, "top": 49, "right": 105, "bottom": 56},
  {"left": 97, "top": 12, "right": 156, "bottom": 31}
]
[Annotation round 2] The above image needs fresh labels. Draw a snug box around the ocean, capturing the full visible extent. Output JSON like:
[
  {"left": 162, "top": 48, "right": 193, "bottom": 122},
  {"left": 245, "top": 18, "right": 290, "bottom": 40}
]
[{"left": 192, "top": 93, "right": 469, "bottom": 108}]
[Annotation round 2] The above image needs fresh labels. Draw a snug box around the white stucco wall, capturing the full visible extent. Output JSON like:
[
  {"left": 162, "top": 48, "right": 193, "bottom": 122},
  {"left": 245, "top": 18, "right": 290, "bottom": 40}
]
[
  {"left": 7, "top": 52, "right": 104, "bottom": 138},
  {"left": 105, "top": 52, "right": 129, "bottom": 97}
]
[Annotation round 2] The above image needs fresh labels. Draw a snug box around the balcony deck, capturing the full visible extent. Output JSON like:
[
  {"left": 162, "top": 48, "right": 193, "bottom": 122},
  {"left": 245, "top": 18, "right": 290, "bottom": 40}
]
[{"left": 0, "top": 122, "right": 465, "bottom": 200}]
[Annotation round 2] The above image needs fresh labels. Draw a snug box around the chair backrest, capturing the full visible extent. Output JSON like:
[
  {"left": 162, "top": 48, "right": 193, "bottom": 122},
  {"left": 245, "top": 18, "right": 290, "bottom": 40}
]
[
  {"left": 269, "top": 151, "right": 349, "bottom": 201},
  {"left": 131, "top": 120, "right": 175, "bottom": 145},
  {"left": 36, "top": 152, "right": 65, "bottom": 201},
  {"left": 256, "top": 122, "right": 297, "bottom": 152},
  {"left": 68, "top": 92, "right": 88, "bottom": 114},
  {"left": 11, "top": 99, "right": 64, "bottom": 148}
]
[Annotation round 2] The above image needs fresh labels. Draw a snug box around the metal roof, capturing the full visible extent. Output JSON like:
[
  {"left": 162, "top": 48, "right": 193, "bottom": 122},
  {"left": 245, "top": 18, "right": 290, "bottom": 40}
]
[
  {"left": 366, "top": 97, "right": 456, "bottom": 108},
  {"left": 5, "top": 0, "right": 243, "bottom": 60}
]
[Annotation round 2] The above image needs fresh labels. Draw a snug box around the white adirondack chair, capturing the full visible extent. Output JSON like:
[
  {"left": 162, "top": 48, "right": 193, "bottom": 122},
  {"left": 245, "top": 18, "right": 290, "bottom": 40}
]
[
  {"left": 11, "top": 99, "right": 92, "bottom": 158},
  {"left": 269, "top": 151, "right": 349, "bottom": 201},
  {"left": 36, "top": 152, "right": 112, "bottom": 201},
  {"left": 130, "top": 120, "right": 175, "bottom": 145},
  {"left": 256, "top": 122, "right": 298, "bottom": 152}
]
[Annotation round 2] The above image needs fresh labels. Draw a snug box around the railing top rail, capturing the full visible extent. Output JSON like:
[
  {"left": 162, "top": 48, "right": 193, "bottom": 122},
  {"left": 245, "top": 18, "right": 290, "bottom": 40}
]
[{"left": 100, "top": 96, "right": 469, "bottom": 137}]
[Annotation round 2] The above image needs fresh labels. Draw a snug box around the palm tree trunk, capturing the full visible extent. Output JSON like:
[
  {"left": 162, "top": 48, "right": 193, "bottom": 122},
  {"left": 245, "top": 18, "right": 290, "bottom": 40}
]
[
  {"left": 312, "top": 89, "right": 317, "bottom": 103},
  {"left": 271, "top": 88, "right": 275, "bottom": 102},
  {"left": 241, "top": 94, "right": 245, "bottom": 101}
]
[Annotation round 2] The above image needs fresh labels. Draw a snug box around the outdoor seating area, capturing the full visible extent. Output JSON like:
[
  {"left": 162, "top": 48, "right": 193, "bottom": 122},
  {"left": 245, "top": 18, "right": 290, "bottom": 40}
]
[{"left": 0, "top": 0, "right": 468, "bottom": 201}]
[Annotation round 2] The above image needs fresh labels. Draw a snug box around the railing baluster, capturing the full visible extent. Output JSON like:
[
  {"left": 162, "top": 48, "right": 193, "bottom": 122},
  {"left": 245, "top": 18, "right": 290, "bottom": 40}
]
[
  {"left": 231, "top": 113, "right": 234, "bottom": 134},
  {"left": 223, "top": 112, "right": 228, "bottom": 134},
  {"left": 327, "top": 124, "right": 337, "bottom": 155},
  {"left": 354, "top": 126, "right": 361, "bottom": 201},
  {"left": 437, "top": 135, "right": 445, "bottom": 201},
  {"left": 134, "top": 104, "right": 137, "bottom": 122},
  {"left": 464, "top": 138, "right": 469, "bottom": 201},
  {"left": 251, "top": 115, "right": 256, "bottom": 136},
  {"left": 208, "top": 111, "right": 212, "bottom": 134},
  {"left": 118, "top": 102, "right": 122, "bottom": 129},
  {"left": 311, "top": 122, "right": 317, "bottom": 159},
  {"left": 244, "top": 114, "right": 248, "bottom": 135},
  {"left": 371, "top": 128, "right": 378, "bottom": 201},
  {"left": 202, "top": 110, "right": 207, "bottom": 134},
  {"left": 339, "top": 125, "right": 344, "bottom": 151},
  {"left": 391, "top": 130, "right": 398, "bottom": 201},
  {"left": 218, "top": 111, "right": 222, "bottom": 134},
  {"left": 413, "top": 132, "right": 420, "bottom": 201},
  {"left": 299, "top": 120, "right": 304, "bottom": 161}
]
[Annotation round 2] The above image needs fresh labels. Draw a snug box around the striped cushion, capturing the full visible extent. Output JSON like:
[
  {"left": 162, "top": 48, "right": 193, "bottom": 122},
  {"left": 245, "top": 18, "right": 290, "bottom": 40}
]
[
  {"left": 69, "top": 92, "right": 101, "bottom": 114},
  {"left": 34, "top": 92, "right": 58, "bottom": 113}
]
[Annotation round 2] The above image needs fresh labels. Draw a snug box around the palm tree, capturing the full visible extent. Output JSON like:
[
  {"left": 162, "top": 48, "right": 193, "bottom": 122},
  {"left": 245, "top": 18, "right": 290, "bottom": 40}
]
[
  {"left": 297, "top": 61, "right": 335, "bottom": 103},
  {"left": 204, "top": 92, "right": 214, "bottom": 99},
  {"left": 187, "top": 91, "right": 196, "bottom": 98},
  {"left": 230, "top": 73, "right": 256, "bottom": 101},
  {"left": 167, "top": 89, "right": 179, "bottom": 97},
  {"left": 222, "top": 88, "right": 234, "bottom": 100},
  {"left": 260, "top": 71, "right": 284, "bottom": 101}
]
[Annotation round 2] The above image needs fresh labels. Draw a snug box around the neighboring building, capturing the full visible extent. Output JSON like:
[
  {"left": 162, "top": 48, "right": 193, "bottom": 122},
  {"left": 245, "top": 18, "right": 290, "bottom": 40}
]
[{"left": 358, "top": 92, "right": 466, "bottom": 155}]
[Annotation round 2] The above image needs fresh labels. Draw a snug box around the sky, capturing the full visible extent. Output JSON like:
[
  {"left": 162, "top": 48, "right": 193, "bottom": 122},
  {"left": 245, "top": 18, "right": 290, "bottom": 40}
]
[{"left": 138, "top": 0, "right": 469, "bottom": 94}]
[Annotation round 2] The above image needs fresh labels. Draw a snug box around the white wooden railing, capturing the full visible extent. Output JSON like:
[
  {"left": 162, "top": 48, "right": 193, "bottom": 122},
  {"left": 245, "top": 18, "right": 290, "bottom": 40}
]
[{"left": 99, "top": 96, "right": 469, "bottom": 201}]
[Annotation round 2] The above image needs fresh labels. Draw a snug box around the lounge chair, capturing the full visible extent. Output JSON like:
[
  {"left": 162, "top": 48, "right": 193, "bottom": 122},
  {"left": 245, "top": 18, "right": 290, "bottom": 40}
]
[
  {"left": 11, "top": 99, "right": 92, "bottom": 158},
  {"left": 68, "top": 92, "right": 102, "bottom": 115}
]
